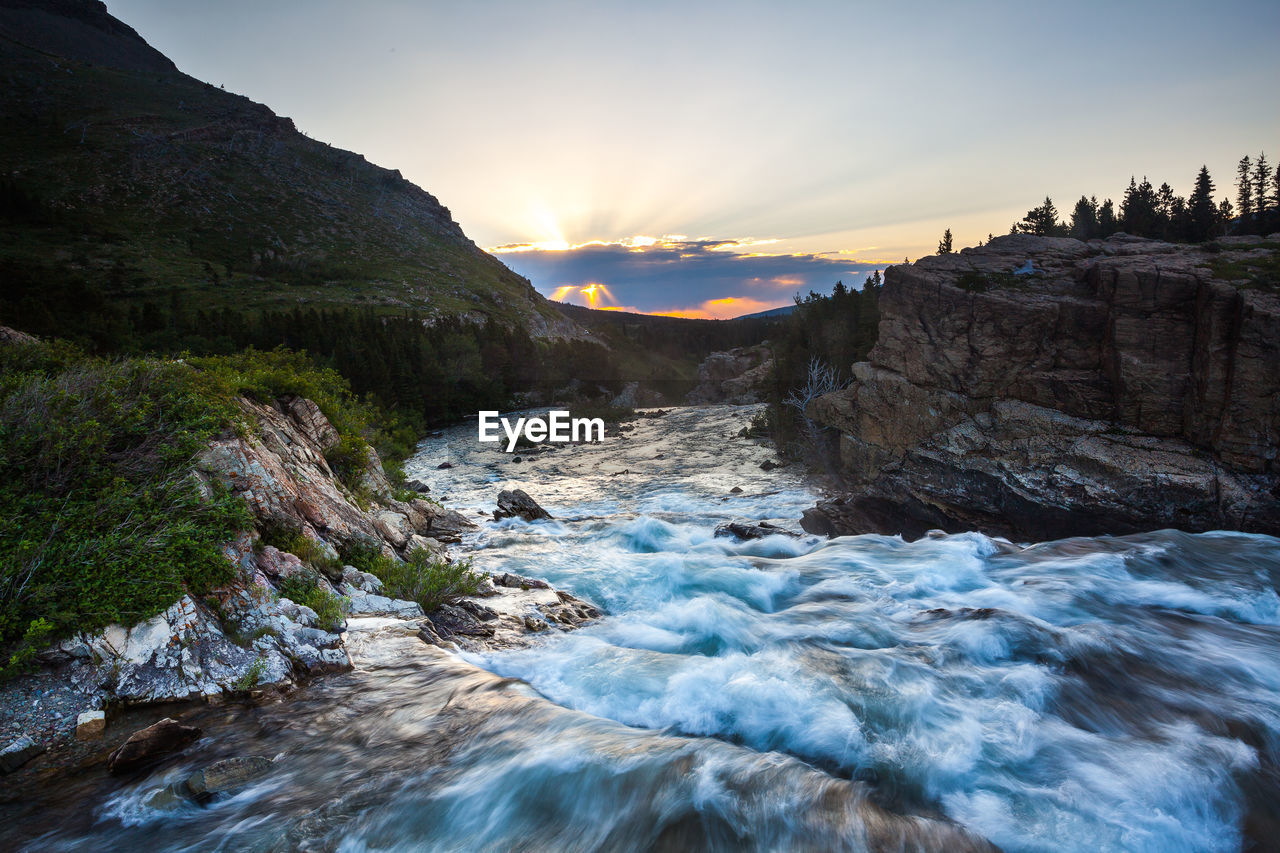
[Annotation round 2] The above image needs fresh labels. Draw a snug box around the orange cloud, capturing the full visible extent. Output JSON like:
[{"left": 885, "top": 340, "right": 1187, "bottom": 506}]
[{"left": 651, "top": 296, "right": 785, "bottom": 320}]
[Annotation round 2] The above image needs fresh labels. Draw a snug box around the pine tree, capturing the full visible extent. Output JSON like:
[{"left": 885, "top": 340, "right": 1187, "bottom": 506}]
[
  {"left": 1016, "top": 197, "right": 1062, "bottom": 236},
  {"left": 1237, "top": 155, "right": 1254, "bottom": 222},
  {"left": 1069, "top": 196, "right": 1098, "bottom": 239},
  {"left": 1254, "top": 153, "right": 1273, "bottom": 215},
  {"left": 1187, "top": 165, "right": 1218, "bottom": 242},
  {"left": 1097, "top": 199, "right": 1117, "bottom": 238},
  {"left": 938, "top": 228, "right": 953, "bottom": 254},
  {"left": 1120, "top": 177, "right": 1160, "bottom": 237}
]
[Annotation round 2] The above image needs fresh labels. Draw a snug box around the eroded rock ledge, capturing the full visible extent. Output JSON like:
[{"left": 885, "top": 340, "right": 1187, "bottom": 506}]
[{"left": 803, "top": 233, "right": 1280, "bottom": 541}]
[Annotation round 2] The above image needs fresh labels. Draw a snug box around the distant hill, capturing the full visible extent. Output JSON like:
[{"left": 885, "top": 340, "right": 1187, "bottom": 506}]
[
  {"left": 735, "top": 304, "right": 795, "bottom": 320},
  {"left": 0, "top": 0, "right": 578, "bottom": 338}
]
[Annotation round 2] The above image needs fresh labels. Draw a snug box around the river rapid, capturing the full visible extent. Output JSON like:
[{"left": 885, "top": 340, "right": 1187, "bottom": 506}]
[{"left": 6, "top": 405, "right": 1280, "bottom": 852}]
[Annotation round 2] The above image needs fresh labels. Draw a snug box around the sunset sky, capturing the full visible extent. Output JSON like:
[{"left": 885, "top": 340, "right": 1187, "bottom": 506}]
[{"left": 111, "top": 0, "right": 1280, "bottom": 317}]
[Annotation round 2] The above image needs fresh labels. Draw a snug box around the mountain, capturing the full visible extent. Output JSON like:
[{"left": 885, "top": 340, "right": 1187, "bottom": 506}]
[
  {"left": 735, "top": 304, "right": 795, "bottom": 320},
  {"left": 801, "top": 233, "right": 1280, "bottom": 541},
  {"left": 0, "top": 0, "right": 578, "bottom": 338}
]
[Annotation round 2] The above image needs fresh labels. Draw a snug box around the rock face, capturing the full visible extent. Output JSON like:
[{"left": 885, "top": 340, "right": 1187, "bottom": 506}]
[
  {"left": 804, "top": 234, "right": 1280, "bottom": 541},
  {"left": 686, "top": 345, "right": 774, "bottom": 405}
]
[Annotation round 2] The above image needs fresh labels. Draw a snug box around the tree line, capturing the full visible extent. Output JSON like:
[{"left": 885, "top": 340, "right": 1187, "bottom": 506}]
[{"left": 935, "top": 150, "right": 1280, "bottom": 250}]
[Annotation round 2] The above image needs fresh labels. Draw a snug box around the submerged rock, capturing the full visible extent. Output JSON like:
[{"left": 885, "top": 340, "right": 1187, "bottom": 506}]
[
  {"left": 494, "top": 489, "right": 552, "bottom": 522},
  {"left": 107, "top": 718, "right": 202, "bottom": 774},
  {"left": 185, "top": 755, "right": 274, "bottom": 797}
]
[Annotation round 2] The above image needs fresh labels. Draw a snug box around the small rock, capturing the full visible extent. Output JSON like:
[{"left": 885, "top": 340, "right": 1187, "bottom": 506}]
[
  {"left": 186, "top": 755, "right": 274, "bottom": 797},
  {"left": 493, "top": 572, "right": 551, "bottom": 590},
  {"left": 108, "top": 717, "right": 203, "bottom": 774},
  {"left": 436, "top": 461, "right": 453, "bottom": 470},
  {"left": 494, "top": 488, "right": 551, "bottom": 522},
  {"left": 729, "top": 486, "right": 744, "bottom": 494},
  {"left": 522, "top": 615, "right": 549, "bottom": 632},
  {"left": 405, "top": 478, "right": 431, "bottom": 493},
  {"left": 0, "top": 736, "right": 45, "bottom": 774},
  {"left": 512, "top": 456, "right": 522, "bottom": 464},
  {"left": 75, "top": 710, "right": 106, "bottom": 741},
  {"left": 759, "top": 460, "right": 781, "bottom": 471}
]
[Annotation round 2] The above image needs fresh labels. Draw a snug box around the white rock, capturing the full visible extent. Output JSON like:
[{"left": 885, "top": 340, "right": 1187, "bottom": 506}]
[{"left": 75, "top": 710, "right": 106, "bottom": 740}]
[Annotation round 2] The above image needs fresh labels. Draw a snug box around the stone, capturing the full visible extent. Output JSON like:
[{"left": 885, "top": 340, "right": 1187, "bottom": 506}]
[
  {"left": 714, "top": 520, "right": 802, "bottom": 540},
  {"left": 185, "top": 756, "right": 274, "bottom": 797},
  {"left": 494, "top": 488, "right": 552, "bottom": 522},
  {"left": 759, "top": 460, "right": 780, "bottom": 471},
  {"left": 494, "top": 572, "right": 550, "bottom": 590},
  {"left": 405, "top": 478, "right": 431, "bottom": 493},
  {"left": 107, "top": 718, "right": 202, "bottom": 774},
  {"left": 437, "top": 461, "right": 453, "bottom": 469},
  {"left": 75, "top": 710, "right": 106, "bottom": 740},
  {"left": 0, "top": 735, "right": 45, "bottom": 773},
  {"left": 803, "top": 234, "right": 1280, "bottom": 540},
  {"left": 729, "top": 486, "right": 744, "bottom": 494}
]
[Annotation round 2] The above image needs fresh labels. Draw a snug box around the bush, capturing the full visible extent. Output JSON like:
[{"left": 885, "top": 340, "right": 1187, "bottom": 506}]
[
  {"left": 0, "top": 342, "right": 251, "bottom": 648},
  {"left": 277, "top": 573, "right": 347, "bottom": 632},
  {"left": 342, "top": 543, "right": 483, "bottom": 612},
  {"left": 257, "top": 521, "right": 342, "bottom": 578}
]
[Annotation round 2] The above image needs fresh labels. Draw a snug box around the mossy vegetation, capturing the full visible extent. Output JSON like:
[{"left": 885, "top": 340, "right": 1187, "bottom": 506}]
[
  {"left": 276, "top": 574, "right": 348, "bottom": 633},
  {"left": 1203, "top": 243, "right": 1280, "bottom": 291}
]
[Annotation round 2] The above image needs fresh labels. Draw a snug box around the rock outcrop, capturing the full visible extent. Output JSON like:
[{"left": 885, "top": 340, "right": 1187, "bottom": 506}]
[
  {"left": 686, "top": 345, "right": 774, "bottom": 405},
  {"left": 803, "top": 233, "right": 1280, "bottom": 541}
]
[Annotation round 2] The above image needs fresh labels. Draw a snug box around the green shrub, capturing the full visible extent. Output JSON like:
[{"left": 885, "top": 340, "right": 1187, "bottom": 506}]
[
  {"left": 0, "top": 343, "right": 251, "bottom": 648},
  {"left": 277, "top": 573, "right": 348, "bottom": 632},
  {"left": 232, "top": 656, "right": 267, "bottom": 691},
  {"left": 257, "top": 521, "right": 342, "bottom": 578},
  {"left": 342, "top": 543, "right": 483, "bottom": 612}
]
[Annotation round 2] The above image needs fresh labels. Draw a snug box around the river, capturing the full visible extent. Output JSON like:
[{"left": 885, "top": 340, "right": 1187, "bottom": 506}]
[{"left": 6, "top": 405, "right": 1280, "bottom": 851}]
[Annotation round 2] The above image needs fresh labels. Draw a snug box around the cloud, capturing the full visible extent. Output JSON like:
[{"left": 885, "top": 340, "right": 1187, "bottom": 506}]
[{"left": 489, "top": 235, "right": 883, "bottom": 316}]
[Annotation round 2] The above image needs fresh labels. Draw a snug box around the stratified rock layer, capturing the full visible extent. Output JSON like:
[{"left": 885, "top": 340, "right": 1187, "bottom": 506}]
[{"left": 804, "top": 233, "right": 1280, "bottom": 541}]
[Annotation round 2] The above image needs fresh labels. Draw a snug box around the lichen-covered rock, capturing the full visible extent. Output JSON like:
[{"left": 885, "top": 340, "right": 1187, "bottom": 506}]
[{"left": 804, "top": 234, "right": 1280, "bottom": 540}]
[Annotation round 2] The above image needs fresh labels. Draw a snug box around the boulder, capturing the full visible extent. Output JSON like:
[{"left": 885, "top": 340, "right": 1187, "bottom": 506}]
[
  {"left": 107, "top": 717, "right": 202, "bottom": 774},
  {"left": 494, "top": 489, "right": 551, "bottom": 522},
  {"left": 0, "top": 735, "right": 44, "bottom": 773},
  {"left": 714, "top": 520, "right": 802, "bottom": 540},
  {"left": 185, "top": 756, "right": 274, "bottom": 797}
]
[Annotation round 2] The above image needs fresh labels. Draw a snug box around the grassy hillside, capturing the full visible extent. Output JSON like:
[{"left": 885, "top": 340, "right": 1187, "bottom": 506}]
[{"left": 0, "top": 0, "right": 572, "bottom": 341}]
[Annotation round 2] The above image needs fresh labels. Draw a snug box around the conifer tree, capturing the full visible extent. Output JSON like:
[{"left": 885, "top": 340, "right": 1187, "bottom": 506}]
[
  {"left": 1069, "top": 196, "right": 1098, "bottom": 239},
  {"left": 1187, "top": 165, "right": 1218, "bottom": 242},
  {"left": 1097, "top": 199, "right": 1117, "bottom": 238},
  {"left": 938, "top": 228, "right": 953, "bottom": 254},
  {"left": 1254, "top": 153, "right": 1272, "bottom": 215},
  {"left": 1237, "top": 155, "right": 1254, "bottom": 221}
]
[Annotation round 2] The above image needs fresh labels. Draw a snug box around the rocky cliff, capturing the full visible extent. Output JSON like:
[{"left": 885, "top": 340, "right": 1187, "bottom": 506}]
[
  {"left": 686, "top": 344, "right": 774, "bottom": 405},
  {"left": 802, "top": 233, "right": 1280, "bottom": 541}
]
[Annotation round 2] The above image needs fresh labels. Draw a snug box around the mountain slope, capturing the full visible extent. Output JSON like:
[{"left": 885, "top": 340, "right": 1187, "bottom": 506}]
[{"left": 0, "top": 0, "right": 577, "bottom": 336}]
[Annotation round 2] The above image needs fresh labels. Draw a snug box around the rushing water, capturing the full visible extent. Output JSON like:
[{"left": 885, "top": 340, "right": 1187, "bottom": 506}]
[{"left": 5, "top": 405, "right": 1279, "bottom": 852}]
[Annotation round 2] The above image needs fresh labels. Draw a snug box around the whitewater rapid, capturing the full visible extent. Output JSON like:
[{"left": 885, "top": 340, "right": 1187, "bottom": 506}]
[{"left": 6, "top": 404, "right": 1278, "bottom": 851}]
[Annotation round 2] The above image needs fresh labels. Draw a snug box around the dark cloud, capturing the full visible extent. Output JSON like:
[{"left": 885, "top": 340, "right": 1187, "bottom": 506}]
[{"left": 492, "top": 238, "right": 882, "bottom": 317}]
